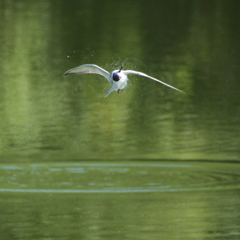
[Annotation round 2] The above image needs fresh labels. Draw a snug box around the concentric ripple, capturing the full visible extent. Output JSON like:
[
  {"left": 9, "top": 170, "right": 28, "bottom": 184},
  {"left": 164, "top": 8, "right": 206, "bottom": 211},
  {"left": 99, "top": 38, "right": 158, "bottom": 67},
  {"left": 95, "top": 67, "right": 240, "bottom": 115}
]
[{"left": 0, "top": 162, "right": 239, "bottom": 193}]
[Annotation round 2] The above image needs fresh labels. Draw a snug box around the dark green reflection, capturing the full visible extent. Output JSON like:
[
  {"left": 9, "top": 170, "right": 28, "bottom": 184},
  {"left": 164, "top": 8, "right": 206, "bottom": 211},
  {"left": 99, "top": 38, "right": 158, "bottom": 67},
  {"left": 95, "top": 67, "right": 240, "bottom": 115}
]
[
  {"left": 1, "top": 161, "right": 240, "bottom": 239},
  {"left": 0, "top": 0, "right": 240, "bottom": 161},
  {"left": 1, "top": 189, "right": 240, "bottom": 239}
]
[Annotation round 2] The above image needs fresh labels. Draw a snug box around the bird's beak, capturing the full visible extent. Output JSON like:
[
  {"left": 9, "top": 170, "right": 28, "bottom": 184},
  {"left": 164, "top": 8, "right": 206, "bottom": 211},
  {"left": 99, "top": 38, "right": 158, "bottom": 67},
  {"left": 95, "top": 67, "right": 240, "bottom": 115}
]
[{"left": 118, "top": 66, "right": 123, "bottom": 72}]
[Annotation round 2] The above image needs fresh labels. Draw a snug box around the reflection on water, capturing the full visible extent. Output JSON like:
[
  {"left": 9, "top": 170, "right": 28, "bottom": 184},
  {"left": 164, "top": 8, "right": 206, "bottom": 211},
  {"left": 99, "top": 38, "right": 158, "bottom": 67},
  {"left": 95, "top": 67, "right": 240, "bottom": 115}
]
[
  {"left": 1, "top": 1, "right": 240, "bottom": 239},
  {"left": 2, "top": 191, "right": 240, "bottom": 240},
  {"left": 0, "top": 162, "right": 240, "bottom": 193},
  {"left": 0, "top": 0, "right": 240, "bottom": 161},
  {"left": 0, "top": 161, "right": 240, "bottom": 240}
]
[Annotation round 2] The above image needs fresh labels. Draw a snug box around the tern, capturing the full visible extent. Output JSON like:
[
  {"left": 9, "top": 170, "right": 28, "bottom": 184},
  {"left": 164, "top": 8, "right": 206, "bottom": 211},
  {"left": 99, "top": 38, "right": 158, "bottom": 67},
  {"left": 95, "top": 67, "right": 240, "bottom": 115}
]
[{"left": 64, "top": 64, "right": 184, "bottom": 97}]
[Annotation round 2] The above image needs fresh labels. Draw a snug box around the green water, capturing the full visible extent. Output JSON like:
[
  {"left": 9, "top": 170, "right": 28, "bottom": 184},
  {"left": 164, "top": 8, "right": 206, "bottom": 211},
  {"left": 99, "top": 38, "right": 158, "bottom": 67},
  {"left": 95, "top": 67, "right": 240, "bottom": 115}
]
[
  {"left": 1, "top": 162, "right": 240, "bottom": 240},
  {"left": 0, "top": 162, "right": 240, "bottom": 193},
  {"left": 0, "top": 0, "right": 239, "bottom": 161},
  {"left": 1, "top": 190, "right": 240, "bottom": 240},
  {"left": 0, "top": 0, "right": 240, "bottom": 239}
]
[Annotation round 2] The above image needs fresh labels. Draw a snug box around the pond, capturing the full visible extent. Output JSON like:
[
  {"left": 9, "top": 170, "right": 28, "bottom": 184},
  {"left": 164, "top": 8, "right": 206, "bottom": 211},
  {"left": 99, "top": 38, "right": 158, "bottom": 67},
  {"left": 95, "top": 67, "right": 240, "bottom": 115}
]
[
  {"left": 0, "top": 0, "right": 240, "bottom": 239},
  {"left": 0, "top": 0, "right": 239, "bottom": 161},
  {"left": 1, "top": 161, "right": 240, "bottom": 239}
]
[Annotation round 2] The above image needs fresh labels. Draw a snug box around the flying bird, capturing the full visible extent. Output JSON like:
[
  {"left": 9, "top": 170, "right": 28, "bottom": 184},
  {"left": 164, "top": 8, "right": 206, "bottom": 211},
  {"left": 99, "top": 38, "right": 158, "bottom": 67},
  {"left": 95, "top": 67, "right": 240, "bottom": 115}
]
[{"left": 64, "top": 64, "right": 184, "bottom": 97}]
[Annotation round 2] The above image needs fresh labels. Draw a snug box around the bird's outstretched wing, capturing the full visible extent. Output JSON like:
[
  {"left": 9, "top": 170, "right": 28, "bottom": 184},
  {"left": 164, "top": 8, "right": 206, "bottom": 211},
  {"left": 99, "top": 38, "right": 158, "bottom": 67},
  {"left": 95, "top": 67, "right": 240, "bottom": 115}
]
[
  {"left": 123, "top": 70, "right": 184, "bottom": 93},
  {"left": 64, "top": 64, "right": 111, "bottom": 83}
]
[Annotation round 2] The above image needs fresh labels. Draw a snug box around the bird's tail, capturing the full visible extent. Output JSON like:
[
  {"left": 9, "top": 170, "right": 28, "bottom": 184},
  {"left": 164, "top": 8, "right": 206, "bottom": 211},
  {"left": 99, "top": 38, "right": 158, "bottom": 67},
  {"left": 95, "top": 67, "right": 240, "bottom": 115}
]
[{"left": 105, "top": 86, "right": 115, "bottom": 97}]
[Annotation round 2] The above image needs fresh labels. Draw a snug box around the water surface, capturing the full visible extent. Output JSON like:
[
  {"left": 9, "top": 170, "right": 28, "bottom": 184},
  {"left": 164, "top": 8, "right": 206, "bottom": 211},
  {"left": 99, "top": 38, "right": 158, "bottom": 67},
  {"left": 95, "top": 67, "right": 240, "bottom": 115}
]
[
  {"left": 0, "top": 0, "right": 239, "bottom": 161},
  {"left": 0, "top": 1, "right": 240, "bottom": 239},
  {"left": 1, "top": 161, "right": 240, "bottom": 240}
]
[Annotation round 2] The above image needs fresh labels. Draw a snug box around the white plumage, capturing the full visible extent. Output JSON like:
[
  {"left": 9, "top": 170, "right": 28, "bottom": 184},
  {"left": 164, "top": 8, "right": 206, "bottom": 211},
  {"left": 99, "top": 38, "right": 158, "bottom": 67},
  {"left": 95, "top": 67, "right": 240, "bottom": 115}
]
[{"left": 64, "top": 64, "right": 184, "bottom": 97}]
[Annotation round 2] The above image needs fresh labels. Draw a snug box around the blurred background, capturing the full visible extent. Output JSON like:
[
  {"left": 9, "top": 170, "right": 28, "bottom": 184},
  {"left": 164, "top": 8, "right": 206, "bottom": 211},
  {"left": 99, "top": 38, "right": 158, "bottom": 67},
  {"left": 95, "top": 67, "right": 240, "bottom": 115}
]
[
  {"left": 0, "top": 0, "right": 240, "bottom": 161},
  {"left": 0, "top": 0, "right": 240, "bottom": 239}
]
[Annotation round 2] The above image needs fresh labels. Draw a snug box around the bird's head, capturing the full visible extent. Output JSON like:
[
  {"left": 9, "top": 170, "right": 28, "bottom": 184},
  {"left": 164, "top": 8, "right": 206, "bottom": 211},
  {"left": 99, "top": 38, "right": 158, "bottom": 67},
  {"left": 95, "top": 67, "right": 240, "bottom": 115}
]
[
  {"left": 112, "top": 66, "right": 123, "bottom": 81},
  {"left": 112, "top": 72, "right": 120, "bottom": 81}
]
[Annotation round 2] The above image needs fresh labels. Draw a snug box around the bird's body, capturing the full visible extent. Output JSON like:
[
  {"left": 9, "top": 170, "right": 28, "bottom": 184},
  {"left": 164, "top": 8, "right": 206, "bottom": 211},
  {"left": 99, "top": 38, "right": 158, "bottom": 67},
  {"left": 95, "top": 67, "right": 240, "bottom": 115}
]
[
  {"left": 109, "top": 68, "right": 128, "bottom": 94},
  {"left": 64, "top": 64, "right": 184, "bottom": 97}
]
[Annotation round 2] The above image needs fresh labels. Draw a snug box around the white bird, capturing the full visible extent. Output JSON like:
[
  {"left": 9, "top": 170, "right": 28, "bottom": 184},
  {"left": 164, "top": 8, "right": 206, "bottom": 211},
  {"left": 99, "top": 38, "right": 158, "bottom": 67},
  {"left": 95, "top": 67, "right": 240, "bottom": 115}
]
[{"left": 64, "top": 64, "right": 184, "bottom": 97}]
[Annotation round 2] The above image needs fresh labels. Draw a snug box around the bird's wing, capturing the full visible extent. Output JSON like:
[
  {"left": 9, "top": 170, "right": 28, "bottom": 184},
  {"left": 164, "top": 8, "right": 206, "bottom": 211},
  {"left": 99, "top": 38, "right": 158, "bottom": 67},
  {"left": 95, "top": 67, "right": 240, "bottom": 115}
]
[
  {"left": 64, "top": 64, "right": 111, "bottom": 83},
  {"left": 123, "top": 70, "right": 184, "bottom": 93}
]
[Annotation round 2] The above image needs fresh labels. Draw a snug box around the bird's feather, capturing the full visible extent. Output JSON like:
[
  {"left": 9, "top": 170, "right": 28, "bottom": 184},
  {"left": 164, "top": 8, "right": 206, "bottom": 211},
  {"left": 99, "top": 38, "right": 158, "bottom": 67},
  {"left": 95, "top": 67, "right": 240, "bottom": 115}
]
[
  {"left": 105, "top": 86, "right": 115, "bottom": 97},
  {"left": 64, "top": 64, "right": 111, "bottom": 83},
  {"left": 123, "top": 70, "right": 184, "bottom": 93}
]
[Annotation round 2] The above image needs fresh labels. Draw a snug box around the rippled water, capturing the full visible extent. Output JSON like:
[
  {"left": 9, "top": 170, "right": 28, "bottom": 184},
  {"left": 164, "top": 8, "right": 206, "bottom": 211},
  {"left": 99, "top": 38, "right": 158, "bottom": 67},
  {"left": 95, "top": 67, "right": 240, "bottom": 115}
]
[
  {"left": 1, "top": 161, "right": 240, "bottom": 239},
  {"left": 1, "top": 162, "right": 240, "bottom": 193}
]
